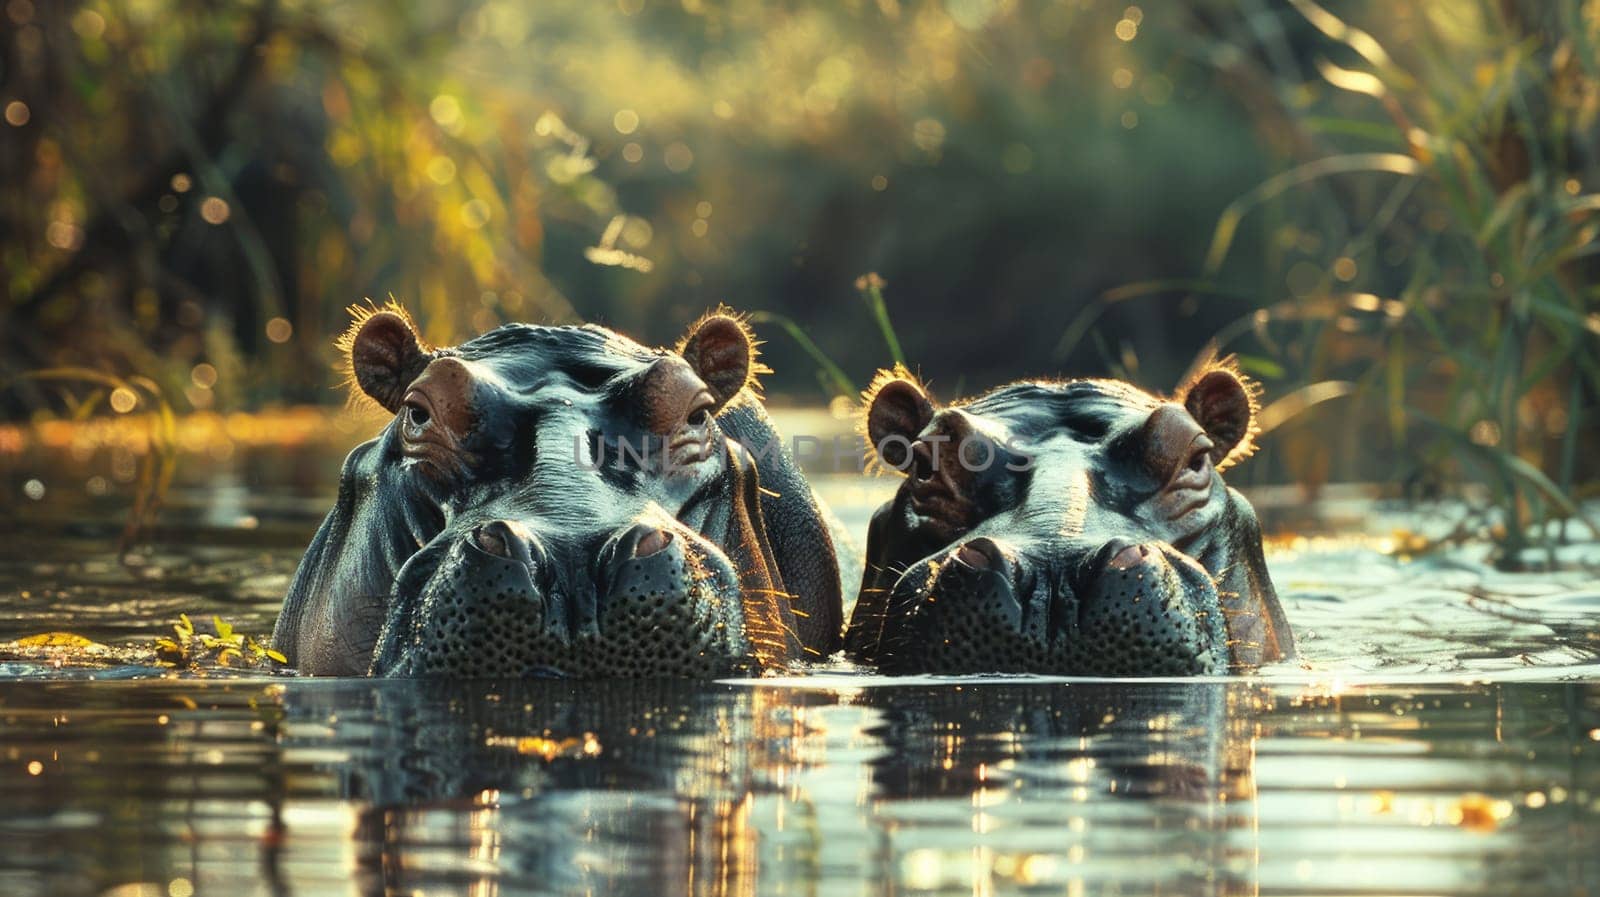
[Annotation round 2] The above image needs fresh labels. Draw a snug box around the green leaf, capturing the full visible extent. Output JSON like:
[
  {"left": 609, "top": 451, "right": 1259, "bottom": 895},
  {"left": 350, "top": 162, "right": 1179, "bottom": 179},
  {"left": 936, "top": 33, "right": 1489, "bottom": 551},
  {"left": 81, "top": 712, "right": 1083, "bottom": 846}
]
[
  {"left": 1503, "top": 454, "right": 1600, "bottom": 540},
  {"left": 1205, "top": 154, "right": 1422, "bottom": 274},
  {"left": 857, "top": 279, "right": 905, "bottom": 368},
  {"left": 746, "top": 311, "right": 856, "bottom": 398},
  {"left": 1475, "top": 181, "right": 1530, "bottom": 247}
]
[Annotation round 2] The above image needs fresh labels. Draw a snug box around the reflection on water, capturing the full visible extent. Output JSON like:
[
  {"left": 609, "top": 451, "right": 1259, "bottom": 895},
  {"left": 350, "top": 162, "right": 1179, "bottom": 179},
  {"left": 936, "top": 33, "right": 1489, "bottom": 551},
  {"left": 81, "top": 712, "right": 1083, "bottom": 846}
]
[{"left": 0, "top": 677, "right": 1595, "bottom": 896}]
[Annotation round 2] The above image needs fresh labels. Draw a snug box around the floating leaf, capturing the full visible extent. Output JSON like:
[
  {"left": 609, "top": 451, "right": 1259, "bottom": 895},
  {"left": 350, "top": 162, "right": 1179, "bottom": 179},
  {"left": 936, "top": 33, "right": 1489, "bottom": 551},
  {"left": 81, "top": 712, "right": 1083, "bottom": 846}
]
[{"left": 14, "top": 632, "right": 98, "bottom": 648}]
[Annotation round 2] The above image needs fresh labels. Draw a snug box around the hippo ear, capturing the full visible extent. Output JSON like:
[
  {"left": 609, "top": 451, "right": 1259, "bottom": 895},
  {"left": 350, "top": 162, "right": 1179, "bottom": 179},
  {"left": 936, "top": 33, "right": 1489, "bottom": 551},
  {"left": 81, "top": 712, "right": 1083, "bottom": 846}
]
[
  {"left": 862, "top": 367, "right": 934, "bottom": 473},
  {"left": 1177, "top": 362, "right": 1260, "bottom": 470},
  {"left": 677, "top": 310, "right": 765, "bottom": 410},
  {"left": 337, "top": 303, "right": 433, "bottom": 413}
]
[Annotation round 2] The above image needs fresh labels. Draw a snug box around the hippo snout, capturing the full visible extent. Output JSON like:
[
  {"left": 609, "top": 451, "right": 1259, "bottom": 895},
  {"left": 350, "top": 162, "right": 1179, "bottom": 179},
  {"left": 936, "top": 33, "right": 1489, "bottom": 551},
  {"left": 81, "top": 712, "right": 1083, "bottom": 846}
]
[
  {"left": 596, "top": 522, "right": 684, "bottom": 609},
  {"left": 389, "top": 521, "right": 556, "bottom": 678},
  {"left": 875, "top": 536, "right": 1045, "bottom": 673},
  {"left": 372, "top": 518, "right": 756, "bottom": 678},
  {"left": 873, "top": 536, "right": 1229, "bottom": 676},
  {"left": 942, "top": 537, "right": 1025, "bottom": 631},
  {"left": 1073, "top": 540, "right": 1229, "bottom": 677},
  {"left": 469, "top": 519, "right": 546, "bottom": 570}
]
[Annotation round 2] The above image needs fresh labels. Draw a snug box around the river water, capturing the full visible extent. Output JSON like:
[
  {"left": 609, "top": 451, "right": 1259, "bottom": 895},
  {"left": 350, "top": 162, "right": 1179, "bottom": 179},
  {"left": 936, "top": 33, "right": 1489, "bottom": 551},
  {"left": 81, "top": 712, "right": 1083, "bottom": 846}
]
[{"left": 0, "top": 414, "right": 1597, "bottom": 896}]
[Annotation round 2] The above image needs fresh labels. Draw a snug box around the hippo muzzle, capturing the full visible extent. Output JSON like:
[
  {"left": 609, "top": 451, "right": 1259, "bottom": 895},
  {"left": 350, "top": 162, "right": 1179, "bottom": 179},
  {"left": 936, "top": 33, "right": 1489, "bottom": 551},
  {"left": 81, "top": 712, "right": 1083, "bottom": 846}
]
[
  {"left": 371, "top": 516, "right": 759, "bottom": 678},
  {"left": 873, "top": 535, "right": 1229, "bottom": 676}
]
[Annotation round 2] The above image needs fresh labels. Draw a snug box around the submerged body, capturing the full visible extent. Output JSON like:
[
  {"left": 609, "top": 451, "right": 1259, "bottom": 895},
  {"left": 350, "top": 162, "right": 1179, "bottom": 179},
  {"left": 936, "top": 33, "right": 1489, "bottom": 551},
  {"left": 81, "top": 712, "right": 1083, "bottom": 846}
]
[
  {"left": 274, "top": 308, "right": 842, "bottom": 677},
  {"left": 844, "top": 363, "right": 1294, "bottom": 676}
]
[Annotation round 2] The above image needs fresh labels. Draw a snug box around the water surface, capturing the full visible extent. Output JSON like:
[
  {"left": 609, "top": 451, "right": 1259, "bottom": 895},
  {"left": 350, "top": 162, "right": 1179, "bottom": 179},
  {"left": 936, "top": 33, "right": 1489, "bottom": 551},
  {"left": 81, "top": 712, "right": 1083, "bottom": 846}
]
[{"left": 0, "top": 676, "right": 1595, "bottom": 896}]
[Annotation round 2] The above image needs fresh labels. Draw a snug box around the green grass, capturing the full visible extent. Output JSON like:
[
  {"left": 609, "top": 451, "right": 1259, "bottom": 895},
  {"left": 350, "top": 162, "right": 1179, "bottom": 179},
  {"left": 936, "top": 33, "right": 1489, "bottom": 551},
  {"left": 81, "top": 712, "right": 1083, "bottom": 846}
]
[{"left": 753, "top": 272, "right": 907, "bottom": 399}]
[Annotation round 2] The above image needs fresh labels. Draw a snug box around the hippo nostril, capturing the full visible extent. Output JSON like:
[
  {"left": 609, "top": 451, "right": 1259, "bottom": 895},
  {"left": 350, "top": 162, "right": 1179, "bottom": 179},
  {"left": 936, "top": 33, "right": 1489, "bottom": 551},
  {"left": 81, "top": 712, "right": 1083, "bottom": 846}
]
[
  {"left": 471, "top": 520, "right": 538, "bottom": 569},
  {"left": 1108, "top": 543, "right": 1151, "bottom": 571},
  {"left": 474, "top": 523, "right": 511, "bottom": 558},
  {"left": 955, "top": 542, "right": 992, "bottom": 570},
  {"left": 951, "top": 537, "right": 1007, "bottom": 574},
  {"left": 911, "top": 442, "right": 935, "bottom": 481},
  {"left": 633, "top": 527, "right": 673, "bottom": 559}
]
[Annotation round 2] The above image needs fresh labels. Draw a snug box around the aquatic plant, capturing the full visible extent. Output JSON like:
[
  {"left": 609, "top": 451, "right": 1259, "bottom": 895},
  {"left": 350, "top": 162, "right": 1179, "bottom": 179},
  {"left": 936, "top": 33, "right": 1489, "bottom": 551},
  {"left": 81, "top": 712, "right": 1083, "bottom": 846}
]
[
  {"left": 750, "top": 272, "right": 907, "bottom": 399},
  {"left": 1172, "top": 2, "right": 1600, "bottom": 567},
  {"left": 154, "top": 614, "right": 285, "bottom": 670},
  {"left": 0, "top": 616, "right": 284, "bottom": 672},
  {"left": 2, "top": 368, "right": 177, "bottom": 556}
]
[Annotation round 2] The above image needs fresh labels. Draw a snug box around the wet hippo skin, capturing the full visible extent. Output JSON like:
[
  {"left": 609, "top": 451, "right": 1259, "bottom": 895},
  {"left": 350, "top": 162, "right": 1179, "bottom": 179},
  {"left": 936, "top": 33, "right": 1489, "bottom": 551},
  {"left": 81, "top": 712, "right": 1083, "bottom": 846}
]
[
  {"left": 272, "top": 307, "right": 842, "bottom": 677},
  {"left": 844, "top": 361, "right": 1295, "bottom": 676}
]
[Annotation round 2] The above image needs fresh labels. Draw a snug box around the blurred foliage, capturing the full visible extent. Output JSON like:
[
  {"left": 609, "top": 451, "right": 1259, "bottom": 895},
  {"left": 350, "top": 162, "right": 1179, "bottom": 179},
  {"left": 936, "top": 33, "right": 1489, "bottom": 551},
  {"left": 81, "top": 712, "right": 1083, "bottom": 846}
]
[
  {"left": 1, "top": 367, "right": 175, "bottom": 552},
  {"left": 1, "top": 0, "right": 1274, "bottom": 404},
  {"left": 2, "top": 0, "right": 1598, "bottom": 563},
  {"left": 1181, "top": 0, "right": 1600, "bottom": 564}
]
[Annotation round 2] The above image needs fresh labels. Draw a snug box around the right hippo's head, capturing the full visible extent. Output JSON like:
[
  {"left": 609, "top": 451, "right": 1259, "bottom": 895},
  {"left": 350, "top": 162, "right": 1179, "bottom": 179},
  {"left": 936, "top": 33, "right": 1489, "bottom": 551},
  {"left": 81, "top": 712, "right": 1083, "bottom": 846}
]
[
  {"left": 843, "top": 363, "right": 1294, "bottom": 676},
  {"left": 274, "top": 307, "right": 841, "bottom": 677}
]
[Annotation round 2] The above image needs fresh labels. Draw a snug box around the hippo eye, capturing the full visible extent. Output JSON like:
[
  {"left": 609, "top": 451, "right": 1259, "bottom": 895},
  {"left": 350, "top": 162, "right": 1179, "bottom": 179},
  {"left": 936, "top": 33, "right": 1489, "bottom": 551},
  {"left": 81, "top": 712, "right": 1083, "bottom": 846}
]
[
  {"left": 1186, "top": 436, "right": 1214, "bottom": 473},
  {"left": 685, "top": 394, "right": 715, "bottom": 428},
  {"left": 403, "top": 401, "right": 431, "bottom": 436}
]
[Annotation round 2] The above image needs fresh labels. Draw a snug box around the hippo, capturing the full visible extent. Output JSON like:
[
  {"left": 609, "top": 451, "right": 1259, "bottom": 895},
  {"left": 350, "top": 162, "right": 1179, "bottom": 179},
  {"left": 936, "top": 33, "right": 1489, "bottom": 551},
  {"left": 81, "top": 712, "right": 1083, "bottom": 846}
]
[
  {"left": 272, "top": 306, "right": 842, "bottom": 676},
  {"left": 843, "top": 361, "right": 1294, "bottom": 676}
]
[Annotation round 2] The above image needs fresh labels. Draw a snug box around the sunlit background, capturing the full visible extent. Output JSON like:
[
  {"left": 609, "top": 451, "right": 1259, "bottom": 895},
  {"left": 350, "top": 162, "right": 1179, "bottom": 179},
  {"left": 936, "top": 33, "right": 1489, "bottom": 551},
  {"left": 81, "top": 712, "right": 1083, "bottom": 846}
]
[
  {"left": 3, "top": 7, "right": 1600, "bottom": 896},
  {"left": 3, "top": 0, "right": 1599, "bottom": 560}
]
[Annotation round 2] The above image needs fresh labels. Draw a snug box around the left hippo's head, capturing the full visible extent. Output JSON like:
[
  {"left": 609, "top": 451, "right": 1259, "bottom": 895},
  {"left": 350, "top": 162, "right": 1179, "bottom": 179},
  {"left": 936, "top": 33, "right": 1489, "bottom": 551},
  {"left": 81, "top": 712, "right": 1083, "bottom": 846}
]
[{"left": 273, "top": 306, "right": 842, "bottom": 677}]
